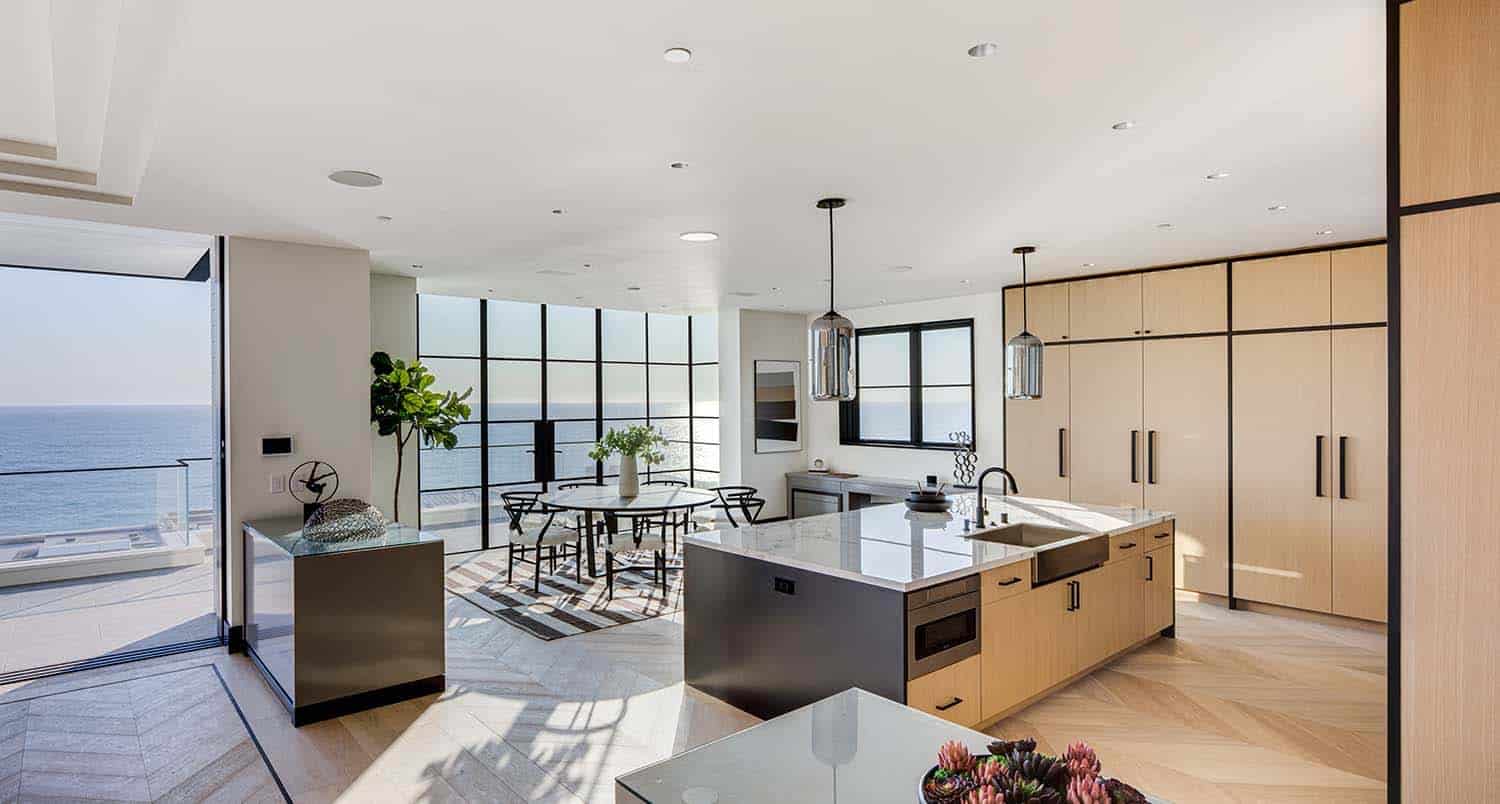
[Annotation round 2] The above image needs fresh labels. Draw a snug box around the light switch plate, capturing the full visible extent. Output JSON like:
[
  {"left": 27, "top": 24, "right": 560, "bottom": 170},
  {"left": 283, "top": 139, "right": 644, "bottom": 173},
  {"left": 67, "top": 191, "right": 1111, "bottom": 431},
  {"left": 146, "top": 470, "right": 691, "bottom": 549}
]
[{"left": 269, "top": 473, "right": 285, "bottom": 494}]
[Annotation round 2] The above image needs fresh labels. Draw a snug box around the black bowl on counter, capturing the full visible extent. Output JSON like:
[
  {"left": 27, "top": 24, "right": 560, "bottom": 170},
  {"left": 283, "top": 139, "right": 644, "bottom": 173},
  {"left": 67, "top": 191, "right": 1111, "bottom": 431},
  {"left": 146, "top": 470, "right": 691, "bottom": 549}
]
[{"left": 905, "top": 489, "right": 952, "bottom": 513}]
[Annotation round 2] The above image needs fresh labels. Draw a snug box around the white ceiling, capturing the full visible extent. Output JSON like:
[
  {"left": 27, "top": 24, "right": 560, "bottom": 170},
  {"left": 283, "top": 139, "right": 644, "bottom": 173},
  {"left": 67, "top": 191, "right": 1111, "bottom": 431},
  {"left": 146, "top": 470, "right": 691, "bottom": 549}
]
[
  {"left": 0, "top": 1, "right": 1385, "bottom": 312},
  {"left": 0, "top": 211, "right": 209, "bottom": 278}
]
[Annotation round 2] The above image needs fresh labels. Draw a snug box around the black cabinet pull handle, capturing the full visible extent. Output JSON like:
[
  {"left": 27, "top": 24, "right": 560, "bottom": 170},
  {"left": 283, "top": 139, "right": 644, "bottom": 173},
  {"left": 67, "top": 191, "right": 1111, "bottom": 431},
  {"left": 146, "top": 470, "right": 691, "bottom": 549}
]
[
  {"left": 1065, "top": 580, "right": 1077, "bottom": 612},
  {"left": 1119, "top": 542, "right": 1136, "bottom": 550},
  {"left": 1315, "top": 435, "right": 1326, "bottom": 497},
  {"left": 935, "top": 697, "right": 963, "bottom": 711},
  {"left": 1155, "top": 531, "right": 1170, "bottom": 539},
  {"left": 1147, "top": 555, "right": 1154, "bottom": 581},
  {"left": 1130, "top": 430, "right": 1140, "bottom": 483},
  {"left": 1075, "top": 580, "right": 1082, "bottom": 611},
  {"left": 1058, "top": 428, "right": 1066, "bottom": 478},
  {"left": 997, "top": 576, "right": 1022, "bottom": 586},
  {"left": 1338, "top": 436, "right": 1349, "bottom": 499},
  {"left": 1147, "top": 430, "right": 1157, "bottom": 484}
]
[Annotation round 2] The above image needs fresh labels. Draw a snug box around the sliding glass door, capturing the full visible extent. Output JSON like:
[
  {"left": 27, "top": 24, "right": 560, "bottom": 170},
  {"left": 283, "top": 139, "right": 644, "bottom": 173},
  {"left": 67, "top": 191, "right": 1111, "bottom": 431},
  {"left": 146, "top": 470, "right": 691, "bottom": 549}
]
[{"left": 417, "top": 295, "right": 719, "bottom": 555}]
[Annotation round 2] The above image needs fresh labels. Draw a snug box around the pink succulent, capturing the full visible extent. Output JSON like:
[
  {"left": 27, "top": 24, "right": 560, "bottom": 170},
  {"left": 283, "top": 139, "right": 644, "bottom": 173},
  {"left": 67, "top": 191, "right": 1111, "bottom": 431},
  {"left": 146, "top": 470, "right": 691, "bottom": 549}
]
[
  {"left": 938, "top": 740, "right": 977, "bottom": 773},
  {"left": 974, "top": 756, "right": 1007, "bottom": 784},
  {"left": 1066, "top": 774, "right": 1109, "bottom": 804},
  {"left": 964, "top": 786, "right": 1007, "bottom": 804},
  {"left": 1064, "top": 741, "right": 1101, "bottom": 780}
]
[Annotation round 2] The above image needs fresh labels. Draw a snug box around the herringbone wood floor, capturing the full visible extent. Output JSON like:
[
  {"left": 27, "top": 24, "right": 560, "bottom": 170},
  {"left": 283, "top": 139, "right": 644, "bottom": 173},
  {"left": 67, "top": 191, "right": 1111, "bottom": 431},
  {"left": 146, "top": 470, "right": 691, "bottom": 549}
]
[
  {"left": 0, "top": 585, "right": 1385, "bottom": 802},
  {"left": 988, "top": 594, "right": 1387, "bottom": 803}
]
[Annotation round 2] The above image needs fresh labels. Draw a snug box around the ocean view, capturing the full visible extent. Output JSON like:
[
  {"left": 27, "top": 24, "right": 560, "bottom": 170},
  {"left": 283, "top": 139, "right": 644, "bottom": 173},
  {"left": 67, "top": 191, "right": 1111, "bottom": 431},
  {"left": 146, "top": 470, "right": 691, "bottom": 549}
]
[{"left": 0, "top": 405, "right": 215, "bottom": 537}]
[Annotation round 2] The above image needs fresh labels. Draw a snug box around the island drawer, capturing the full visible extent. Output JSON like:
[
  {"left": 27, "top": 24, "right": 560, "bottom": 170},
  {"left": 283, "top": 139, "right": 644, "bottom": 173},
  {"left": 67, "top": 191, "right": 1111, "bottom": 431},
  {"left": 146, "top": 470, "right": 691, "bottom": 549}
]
[
  {"left": 980, "top": 563, "right": 1031, "bottom": 605},
  {"left": 1145, "top": 521, "right": 1174, "bottom": 553},
  {"left": 906, "top": 654, "right": 981, "bottom": 727},
  {"left": 1106, "top": 529, "right": 1146, "bottom": 564}
]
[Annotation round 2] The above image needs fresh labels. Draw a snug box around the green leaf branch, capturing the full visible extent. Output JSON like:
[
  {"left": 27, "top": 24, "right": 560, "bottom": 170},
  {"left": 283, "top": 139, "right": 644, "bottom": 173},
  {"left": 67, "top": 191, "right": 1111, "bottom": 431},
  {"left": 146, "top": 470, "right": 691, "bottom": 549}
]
[
  {"left": 588, "top": 424, "right": 667, "bottom": 466},
  {"left": 370, "top": 351, "right": 472, "bottom": 521}
]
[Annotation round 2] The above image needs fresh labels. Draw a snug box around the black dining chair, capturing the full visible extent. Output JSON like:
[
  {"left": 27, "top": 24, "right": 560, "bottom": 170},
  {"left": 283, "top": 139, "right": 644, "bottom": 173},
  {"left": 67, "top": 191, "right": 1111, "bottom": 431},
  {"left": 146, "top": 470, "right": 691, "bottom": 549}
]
[
  {"left": 643, "top": 478, "right": 690, "bottom": 548},
  {"left": 694, "top": 485, "right": 766, "bottom": 530},
  {"left": 606, "top": 509, "right": 671, "bottom": 602},
  {"left": 500, "top": 491, "right": 583, "bottom": 593}
]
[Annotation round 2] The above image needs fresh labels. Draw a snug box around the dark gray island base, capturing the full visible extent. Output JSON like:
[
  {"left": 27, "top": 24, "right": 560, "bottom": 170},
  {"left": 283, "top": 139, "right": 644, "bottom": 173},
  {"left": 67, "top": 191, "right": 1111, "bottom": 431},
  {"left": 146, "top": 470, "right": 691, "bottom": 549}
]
[
  {"left": 684, "top": 541, "right": 908, "bottom": 719},
  {"left": 243, "top": 517, "right": 446, "bottom": 726}
]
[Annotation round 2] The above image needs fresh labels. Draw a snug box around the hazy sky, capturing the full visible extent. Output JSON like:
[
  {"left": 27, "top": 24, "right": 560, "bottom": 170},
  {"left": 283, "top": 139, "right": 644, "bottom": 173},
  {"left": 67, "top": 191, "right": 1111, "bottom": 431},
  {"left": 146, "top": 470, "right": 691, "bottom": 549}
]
[{"left": 0, "top": 266, "right": 212, "bottom": 406}]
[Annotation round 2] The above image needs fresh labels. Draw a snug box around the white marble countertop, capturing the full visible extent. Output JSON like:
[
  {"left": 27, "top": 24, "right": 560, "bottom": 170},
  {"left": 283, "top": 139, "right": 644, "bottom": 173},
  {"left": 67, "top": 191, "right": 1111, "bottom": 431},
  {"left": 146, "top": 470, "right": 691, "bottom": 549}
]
[{"left": 685, "top": 495, "right": 1172, "bottom": 592}]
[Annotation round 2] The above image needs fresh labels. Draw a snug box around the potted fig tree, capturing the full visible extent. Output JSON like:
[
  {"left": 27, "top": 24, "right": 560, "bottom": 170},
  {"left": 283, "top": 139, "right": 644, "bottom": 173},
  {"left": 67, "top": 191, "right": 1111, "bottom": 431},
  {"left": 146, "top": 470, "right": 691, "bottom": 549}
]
[
  {"left": 588, "top": 424, "right": 667, "bottom": 497},
  {"left": 370, "top": 351, "right": 471, "bottom": 522}
]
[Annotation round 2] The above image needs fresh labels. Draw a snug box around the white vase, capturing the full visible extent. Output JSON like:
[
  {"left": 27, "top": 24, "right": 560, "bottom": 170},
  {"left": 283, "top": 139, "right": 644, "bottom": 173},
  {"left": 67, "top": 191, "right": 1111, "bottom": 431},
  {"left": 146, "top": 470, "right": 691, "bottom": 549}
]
[{"left": 618, "top": 454, "right": 639, "bottom": 497}]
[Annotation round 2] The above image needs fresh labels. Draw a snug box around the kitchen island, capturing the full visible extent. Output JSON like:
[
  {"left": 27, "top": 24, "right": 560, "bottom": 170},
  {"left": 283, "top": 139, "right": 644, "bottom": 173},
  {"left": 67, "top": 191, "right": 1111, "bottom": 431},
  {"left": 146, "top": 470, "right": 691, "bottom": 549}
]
[{"left": 683, "top": 495, "right": 1174, "bottom": 728}]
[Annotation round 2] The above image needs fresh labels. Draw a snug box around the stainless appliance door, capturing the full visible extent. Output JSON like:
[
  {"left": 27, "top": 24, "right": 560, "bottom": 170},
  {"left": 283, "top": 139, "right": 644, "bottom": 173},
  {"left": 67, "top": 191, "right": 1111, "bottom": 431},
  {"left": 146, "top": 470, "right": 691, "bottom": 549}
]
[{"left": 906, "top": 591, "right": 980, "bottom": 680}]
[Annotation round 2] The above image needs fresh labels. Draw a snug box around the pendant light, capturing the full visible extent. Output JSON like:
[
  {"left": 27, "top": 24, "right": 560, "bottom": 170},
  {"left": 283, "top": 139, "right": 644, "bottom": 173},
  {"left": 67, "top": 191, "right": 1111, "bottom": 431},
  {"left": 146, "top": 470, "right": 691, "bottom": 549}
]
[
  {"left": 1005, "top": 245, "right": 1044, "bottom": 400},
  {"left": 809, "top": 197, "right": 856, "bottom": 402}
]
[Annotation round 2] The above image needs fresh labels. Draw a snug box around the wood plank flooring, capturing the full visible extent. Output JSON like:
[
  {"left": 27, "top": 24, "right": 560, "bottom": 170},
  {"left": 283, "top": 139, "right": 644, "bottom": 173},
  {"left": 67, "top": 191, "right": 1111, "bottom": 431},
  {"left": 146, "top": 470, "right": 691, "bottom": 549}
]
[
  {"left": 987, "top": 594, "right": 1387, "bottom": 802},
  {"left": 0, "top": 583, "right": 1385, "bottom": 803}
]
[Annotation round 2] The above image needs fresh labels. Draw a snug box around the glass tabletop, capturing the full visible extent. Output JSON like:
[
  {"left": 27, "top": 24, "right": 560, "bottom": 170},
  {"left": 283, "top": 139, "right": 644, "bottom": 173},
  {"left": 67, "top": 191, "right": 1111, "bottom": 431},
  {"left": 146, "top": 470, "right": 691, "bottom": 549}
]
[
  {"left": 538, "top": 485, "right": 717, "bottom": 512},
  {"left": 243, "top": 517, "right": 441, "bottom": 557},
  {"left": 616, "top": 688, "right": 1167, "bottom": 803}
]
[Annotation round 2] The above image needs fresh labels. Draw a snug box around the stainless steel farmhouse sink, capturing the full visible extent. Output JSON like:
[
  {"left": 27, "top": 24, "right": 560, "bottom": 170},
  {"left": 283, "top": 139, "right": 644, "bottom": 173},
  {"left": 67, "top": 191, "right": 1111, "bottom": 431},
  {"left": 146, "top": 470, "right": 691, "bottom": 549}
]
[{"left": 966, "top": 522, "right": 1109, "bottom": 585}]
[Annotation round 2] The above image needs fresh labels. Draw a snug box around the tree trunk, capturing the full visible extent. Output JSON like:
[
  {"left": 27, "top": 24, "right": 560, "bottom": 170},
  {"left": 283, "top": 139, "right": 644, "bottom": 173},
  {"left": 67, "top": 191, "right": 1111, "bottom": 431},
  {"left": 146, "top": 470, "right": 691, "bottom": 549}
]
[{"left": 392, "top": 427, "right": 407, "bottom": 523}]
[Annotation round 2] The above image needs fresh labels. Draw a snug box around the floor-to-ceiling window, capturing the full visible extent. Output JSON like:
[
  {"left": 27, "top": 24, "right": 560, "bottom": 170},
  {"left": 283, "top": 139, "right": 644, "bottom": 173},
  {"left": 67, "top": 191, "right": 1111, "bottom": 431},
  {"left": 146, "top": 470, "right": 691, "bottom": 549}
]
[
  {"left": 0, "top": 233, "right": 221, "bottom": 681},
  {"left": 417, "top": 295, "right": 719, "bottom": 555}
]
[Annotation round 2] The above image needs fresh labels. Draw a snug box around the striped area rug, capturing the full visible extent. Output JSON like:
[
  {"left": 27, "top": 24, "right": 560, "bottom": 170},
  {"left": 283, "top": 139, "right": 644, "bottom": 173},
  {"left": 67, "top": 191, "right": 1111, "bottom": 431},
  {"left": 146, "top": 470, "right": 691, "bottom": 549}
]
[{"left": 445, "top": 549, "right": 683, "bottom": 640}]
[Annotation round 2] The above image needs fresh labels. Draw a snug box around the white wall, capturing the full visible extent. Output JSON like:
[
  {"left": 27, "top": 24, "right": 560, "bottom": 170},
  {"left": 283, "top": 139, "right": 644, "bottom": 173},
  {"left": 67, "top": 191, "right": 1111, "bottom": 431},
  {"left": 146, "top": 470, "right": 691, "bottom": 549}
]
[
  {"left": 805, "top": 291, "right": 1005, "bottom": 484},
  {"left": 225, "top": 237, "right": 371, "bottom": 625},
  {"left": 729, "top": 309, "right": 811, "bottom": 518},
  {"left": 370, "top": 273, "right": 417, "bottom": 524},
  {"left": 716, "top": 307, "right": 743, "bottom": 486}
]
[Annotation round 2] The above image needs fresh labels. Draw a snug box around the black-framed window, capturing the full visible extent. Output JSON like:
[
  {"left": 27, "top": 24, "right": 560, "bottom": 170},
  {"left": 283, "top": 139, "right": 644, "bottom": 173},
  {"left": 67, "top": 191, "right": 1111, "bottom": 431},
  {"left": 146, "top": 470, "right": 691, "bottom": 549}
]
[
  {"left": 416, "top": 293, "right": 719, "bottom": 554},
  {"left": 839, "top": 318, "right": 975, "bottom": 449}
]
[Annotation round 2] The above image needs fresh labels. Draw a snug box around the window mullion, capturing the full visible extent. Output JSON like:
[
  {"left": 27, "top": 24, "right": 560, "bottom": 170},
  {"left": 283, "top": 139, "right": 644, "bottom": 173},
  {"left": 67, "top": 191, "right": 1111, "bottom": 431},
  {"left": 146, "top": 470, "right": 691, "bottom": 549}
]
[{"left": 908, "top": 328, "right": 922, "bottom": 444}]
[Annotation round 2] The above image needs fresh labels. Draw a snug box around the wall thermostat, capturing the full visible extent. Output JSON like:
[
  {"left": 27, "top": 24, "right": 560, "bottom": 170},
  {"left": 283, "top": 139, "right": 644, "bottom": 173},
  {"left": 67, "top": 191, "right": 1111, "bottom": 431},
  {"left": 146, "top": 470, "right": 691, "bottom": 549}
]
[{"left": 261, "top": 435, "right": 295, "bottom": 456}]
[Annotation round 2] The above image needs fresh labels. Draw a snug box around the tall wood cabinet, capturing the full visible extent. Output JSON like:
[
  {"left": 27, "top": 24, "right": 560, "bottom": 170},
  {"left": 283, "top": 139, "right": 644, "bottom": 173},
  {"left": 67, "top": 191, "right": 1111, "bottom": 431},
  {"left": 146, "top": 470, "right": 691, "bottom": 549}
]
[{"left": 1004, "top": 245, "right": 1384, "bottom": 618}]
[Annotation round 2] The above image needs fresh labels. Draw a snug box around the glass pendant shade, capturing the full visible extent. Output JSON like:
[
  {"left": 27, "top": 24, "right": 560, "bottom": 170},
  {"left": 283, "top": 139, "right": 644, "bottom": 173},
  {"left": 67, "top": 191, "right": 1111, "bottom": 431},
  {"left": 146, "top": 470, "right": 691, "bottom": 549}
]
[
  {"left": 1005, "top": 330, "right": 1044, "bottom": 399},
  {"left": 810, "top": 310, "right": 856, "bottom": 401},
  {"left": 1005, "top": 244, "right": 1043, "bottom": 400}
]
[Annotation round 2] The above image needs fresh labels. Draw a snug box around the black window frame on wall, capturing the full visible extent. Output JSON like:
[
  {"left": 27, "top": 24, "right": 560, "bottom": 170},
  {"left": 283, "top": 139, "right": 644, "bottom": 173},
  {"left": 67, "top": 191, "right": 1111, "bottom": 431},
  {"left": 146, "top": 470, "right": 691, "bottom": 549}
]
[
  {"left": 838, "top": 317, "right": 977, "bottom": 451},
  {"left": 415, "top": 293, "right": 719, "bottom": 556}
]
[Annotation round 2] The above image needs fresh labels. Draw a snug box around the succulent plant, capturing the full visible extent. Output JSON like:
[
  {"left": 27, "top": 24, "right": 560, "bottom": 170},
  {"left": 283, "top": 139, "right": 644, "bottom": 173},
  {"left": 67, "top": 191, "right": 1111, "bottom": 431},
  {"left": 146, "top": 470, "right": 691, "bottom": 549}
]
[
  {"left": 1102, "top": 778, "right": 1149, "bottom": 804},
  {"left": 996, "top": 777, "right": 1063, "bottom": 804},
  {"left": 974, "top": 756, "right": 1008, "bottom": 785},
  {"left": 938, "top": 740, "right": 977, "bottom": 774},
  {"left": 963, "top": 786, "right": 1007, "bottom": 804},
  {"left": 1066, "top": 775, "right": 1109, "bottom": 804},
  {"left": 988, "top": 737, "right": 1038, "bottom": 757},
  {"left": 1008, "top": 751, "right": 1068, "bottom": 790},
  {"left": 923, "top": 772, "right": 977, "bottom": 803},
  {"left": 1063, "top": 741, "right": 1101, "bottom": 781}
]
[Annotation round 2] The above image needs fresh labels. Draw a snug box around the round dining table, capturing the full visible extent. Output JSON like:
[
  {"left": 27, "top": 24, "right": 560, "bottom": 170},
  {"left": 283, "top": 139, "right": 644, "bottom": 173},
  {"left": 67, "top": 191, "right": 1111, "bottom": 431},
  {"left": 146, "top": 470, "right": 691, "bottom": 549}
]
[{"left": 537, "top": 484, "right": 718, "bottom": 577}]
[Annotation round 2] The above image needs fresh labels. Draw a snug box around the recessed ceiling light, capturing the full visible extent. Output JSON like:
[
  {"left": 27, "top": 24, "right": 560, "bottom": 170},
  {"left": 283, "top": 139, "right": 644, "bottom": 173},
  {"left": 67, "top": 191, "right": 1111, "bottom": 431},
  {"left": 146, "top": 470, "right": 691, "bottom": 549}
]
[
  {"left": 670, "top": 161, "right": 689, "bottom": 169},
  {"left": 679, "top": 231, "right": 718, "bottom": 242},
  {"left": 1155, "top": 223, "right": 1174, "bottom": 229},
  {"left": 770, "top": 287, "right": 781, "bottom": 293},
  {"left": 627, "top": 286, "right": 642, "bottom": 291},
  {"left": 536, "top": 268, "right": 575, "bottom": 277},
  {"left": 376, "top": 215, "right": 392, "bottom": 222},
  {"left": 1082, "top": 263, "right": 1096, "bottom": 268},
  {"left": 1205, "top": 172, "right": 1231, "bottom": 180},
  {"left": 583, "top": 263, "right": 592, "bottom": 269},
  {"left": 729, "top": 291, "right": 758, "bottom": 298},
  {"left": 878, "top": 298, "right": 888, "bottom": 304},
  {"left": 1111, "top": 121, "right": 1135, "bottom": 131},
  {"left": 328, "top": 170, "right": 382, "bottom": 188},
  {"left": 487, "top": 288, "right": 495, "bottom": 293},
  {"left": 663, "top": 47, "right": 693, "bottom": 64},
  {"left": 967, "top": 42, "right": 999, "bottom": 58},
  {"left": 1268, "top": 204, "right": 1288, "bottom": 211},
  {"left": 659, "top": 304, "right": 670, "bottom": 310},
  {"left": 575, "top": 296, "right": 584, "bottom": 301},
  {"left": 960, "top": 279, "right": 972, "bottom": 285},
  {"left": 1316, "top": 228, "right": 1335, "bottom": 236},
  {"left": 551, "top": 208, "right": 564, "bottom": 215},
  {"left": 410, "top": 264, "right": 422, "bottom": 270},
  {"left": 889, "top": 265, "right": 914, "bottom": 273}
]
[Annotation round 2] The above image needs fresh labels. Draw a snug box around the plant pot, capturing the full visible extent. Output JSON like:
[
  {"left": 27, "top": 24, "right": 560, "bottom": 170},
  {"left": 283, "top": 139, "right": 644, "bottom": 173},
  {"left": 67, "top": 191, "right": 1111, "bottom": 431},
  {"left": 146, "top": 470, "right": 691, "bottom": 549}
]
[{"left": 619, "top": 454, "right": 639, "bottom": 497}]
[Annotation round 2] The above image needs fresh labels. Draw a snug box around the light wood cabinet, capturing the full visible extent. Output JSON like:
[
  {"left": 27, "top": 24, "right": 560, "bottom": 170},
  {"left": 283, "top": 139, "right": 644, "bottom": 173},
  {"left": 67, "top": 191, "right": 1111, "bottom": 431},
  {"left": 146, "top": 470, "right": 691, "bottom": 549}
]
[
  {"left": 1069, "top": 274, "right": 1142, "bottom": 340},
  {"left": 1071, "top": 568, "right": 1116, "bottom": 671},
  {"left": 1106, "top": 528, "right": 1143, "bottom": 566},
  {"left": 1143, "top": 543, "right": 1175, "bottom": 634},
  {"left": 1142, "top": 263, "right": 1227, "bottom": 336},
  {"left": 980, "top": 592, "right": 1040, "bottom": 719},
  {"left": 1031, "top": 577, "right": 1082, "bottom": 685},
  {"left": 1232, "top": 331, "right": 1334, "bottom": 612},
  {"left": 1143, "top": 337, "right": 1229, "bottom": 596},
  {"left": 1003, "top": 345, "right": 1070, "bottom": 501},
  {"left": 1331, "top": 328, "right": 1388, "bottom": 622},
  {"left": 1004, "top": 284, "right": 1070, "bottom": 343},
  {"left": 980, "top": 564, "right": 1030, "bottom": 606},
  {"left": 1232, "top": 252, "right": 1331, "bottom": 330},
  {"left": 1067, "top": 342, "right": 1143, "bottom": 508},
  {"left": 908, "top": 654, "right": 981, "bottom": 727},
  {"left": 1331, "top": 245, "right": 1387, "bottom": 325}
]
